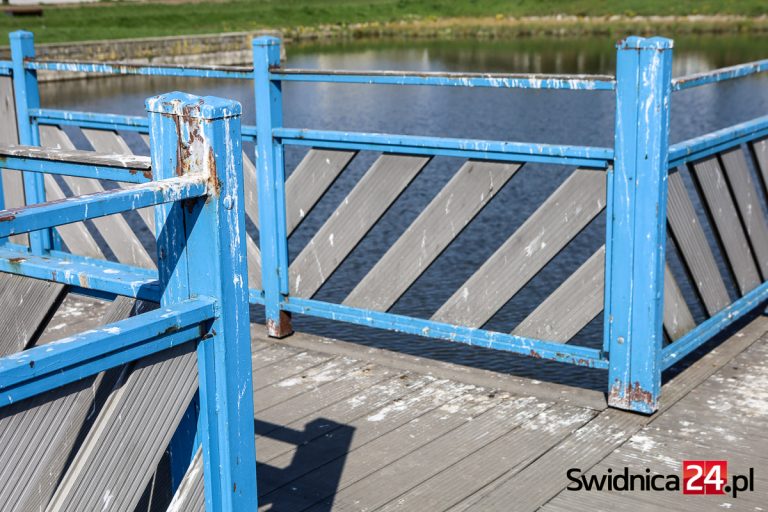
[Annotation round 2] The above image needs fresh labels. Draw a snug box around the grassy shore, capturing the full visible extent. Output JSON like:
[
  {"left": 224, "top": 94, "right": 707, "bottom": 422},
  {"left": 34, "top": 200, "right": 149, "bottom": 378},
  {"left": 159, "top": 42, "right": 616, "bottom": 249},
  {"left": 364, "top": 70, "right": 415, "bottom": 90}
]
[{"left": 1, "top": 0, "right": 767, "bottom": 43}]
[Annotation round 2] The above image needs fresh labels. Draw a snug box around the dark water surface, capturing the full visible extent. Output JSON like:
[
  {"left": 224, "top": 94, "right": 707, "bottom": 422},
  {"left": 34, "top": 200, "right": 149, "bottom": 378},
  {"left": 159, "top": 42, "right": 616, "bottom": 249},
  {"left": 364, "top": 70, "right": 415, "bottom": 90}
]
[{"left": 40, "top": 35, "right": 768, "bottom": 390}]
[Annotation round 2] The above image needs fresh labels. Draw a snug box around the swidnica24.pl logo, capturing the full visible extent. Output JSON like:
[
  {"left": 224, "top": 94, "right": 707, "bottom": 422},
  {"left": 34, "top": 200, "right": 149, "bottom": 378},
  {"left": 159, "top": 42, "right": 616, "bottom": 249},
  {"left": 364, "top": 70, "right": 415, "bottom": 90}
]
[{"left": 566, "top": 461, "right": 755, "bottom": 498}]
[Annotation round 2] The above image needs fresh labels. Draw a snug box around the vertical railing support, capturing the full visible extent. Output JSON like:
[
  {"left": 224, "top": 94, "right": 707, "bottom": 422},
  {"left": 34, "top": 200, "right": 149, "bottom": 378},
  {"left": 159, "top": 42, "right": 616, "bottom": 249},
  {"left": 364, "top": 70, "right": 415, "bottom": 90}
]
[
  {"left": 147, "top": 92, "right": 258, "bottom": 511},
  {"left": 605, "top": 36, "right": 674, "bottom": 413},
  {"left": 253, "top": 36, "right": 293, "bottom": 338},
  {"left": 10, "top": 30, "right": 49, "bottom": 253}
]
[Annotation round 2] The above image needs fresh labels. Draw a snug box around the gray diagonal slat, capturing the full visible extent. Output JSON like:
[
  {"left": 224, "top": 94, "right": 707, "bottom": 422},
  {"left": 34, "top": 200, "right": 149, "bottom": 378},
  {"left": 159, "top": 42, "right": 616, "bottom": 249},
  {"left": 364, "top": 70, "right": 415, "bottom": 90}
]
[
  {"left": 285, "top": 149, "right": 357, "bottom": 235},
  {"left": 289, "top": 154, "right": 430, "bottom": 298},
  {"left": 0, "top": 75, "right": 28, "bottom": 246},
  {"left": 243, "top": 149, "right": 356, "bottom": 236},
  {"left": 3, "top": 297, "right": 136, "bottom": 512},
  {"left": 751, "top": 137, "right": 768, "bottom": 189},
  {"left": 44, "top": 174, "right": 106, "bottom": 258},
  {"left": 344, "top": 161, "right": 521, "bottom": 311},
  {"left": 720, "top": 147, "right": 768, "bottom": 279},
  {"left": 512, "top": 246, "right": 604, "bottom": 343},
  {"left": 81, "top": 128, "right": 155, "bottom": 235},
  {"left": 666, "top": 170, "right": 731, "bottom": 315},
  {"left": 663, "top": 264, "right": 696, "bottom": 341},
  {"left": 40, "top": 125, "right": 154, "bottom": 268},
  {"left": 47, "top": 341, "right": 197, "bottom": 512},
  {"left": 692, "top": 157, "right": 760, "bottom": 295},
  {"left": 432, "top": 169, "right": 606, "bottom": 328},
  {"left": 0, "top": 273, "right": 66, "bottom": 355},
  {"left": 242, "top": 153, "right": 264, "bottom": 290}
]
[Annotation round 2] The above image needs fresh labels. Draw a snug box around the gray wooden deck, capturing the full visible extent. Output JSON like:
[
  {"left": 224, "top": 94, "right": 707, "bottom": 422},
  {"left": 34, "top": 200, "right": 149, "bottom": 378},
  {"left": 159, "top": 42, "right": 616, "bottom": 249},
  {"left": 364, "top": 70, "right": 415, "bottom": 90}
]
[{"left": 25, "top": 295, "right": 768, "bottom": 511}]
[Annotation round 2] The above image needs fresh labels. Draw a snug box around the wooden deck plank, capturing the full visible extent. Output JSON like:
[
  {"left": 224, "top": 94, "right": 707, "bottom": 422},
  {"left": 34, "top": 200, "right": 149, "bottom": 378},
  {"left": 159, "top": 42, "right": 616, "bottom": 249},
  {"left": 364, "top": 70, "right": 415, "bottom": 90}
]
[
  {"left": 691, "top": 157, "right": 761, "bottom": 295},
  {"left": 378, "top": 404, "right": 596, "bottom": 511},
  {"left": 541, "top": 341, "right": 768, "bottom": 512},
  {"left": 344, "top": 160, "right": 521, "bottom": 311},
  {"left": 448, "top": 314, "right": 768, "bottom": 512},
  {"left": 666, "top": 170, "right": 731, "bottom": 315},
  {"left": 44, "top": 173, "right": 107, "bottom": 258},
  {"left": 241, "top": 154, "right": 264, "bottom": 290},
  {"left": 40, "top": 125, "right": 155, "bottom": 268},
  {"left": 513, "top": 246, "right": 604, "bottom": 343},
  {"left": 256, "top": 372, "right": 434, "bottom": 462},
  {"left": 432, "top": 168, "right": 606, "bottom": 328},
  {"left": 308, "top": 395, "right": 554, "bottom": 512},
  {"left": 260, "top": 389, "right": 513, "bottom": 511},
  {"left": 289, "top": 154, "right": 430, "bottom": 298}
]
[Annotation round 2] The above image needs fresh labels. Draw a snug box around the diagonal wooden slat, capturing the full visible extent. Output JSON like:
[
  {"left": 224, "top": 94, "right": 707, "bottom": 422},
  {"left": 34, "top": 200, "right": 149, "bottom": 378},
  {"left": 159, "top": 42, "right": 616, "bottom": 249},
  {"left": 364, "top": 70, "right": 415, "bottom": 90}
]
[
  {"left": 285, "top": 149, "right": 357, "bottom": 235},
  {"left": 691, "top": 157, "right": 760, "bottom": 295},
  {"left": 663, "top": 264, "right": 696, "bottom": 341},
  {"left": 243, "top": 149, "right": 356, "bottom": 236},
  {"left": 1, "top": 297, "right": 136, "bottom": 512},
  {"left": 751, "top": 137, "right": 768, "bottom": 189},
  {"left": 432, "top": 169, "right": 606, "bottom": 328},
  {"left": 81, "top": 128, "right": 156, "bottom": 234},
  {"left": 719, "top": 147, "right": 768, "bottom": 280},
  {"left": 47, "top": 341, "right": 197, "bottom": 512},
  {"left": 666, "top": 170, "right": 731, "bottom": 316},
  {"left": 344, "top": 160, "right": 521, "bottom": 311},
  {"left": 45, "top": 173, "right": 107, "bottom": 259},
  {"left": 289, "top": 154, "right": 430, "bottom": 298},
  {"left": 41, "top": 125, "right": 155, "bottom": 268},
  {"left": 0, "top": 273, "right": 66, "bottom": 355},
  {"left": 512, "top": 246, "right": 604, "bottom": 343}
]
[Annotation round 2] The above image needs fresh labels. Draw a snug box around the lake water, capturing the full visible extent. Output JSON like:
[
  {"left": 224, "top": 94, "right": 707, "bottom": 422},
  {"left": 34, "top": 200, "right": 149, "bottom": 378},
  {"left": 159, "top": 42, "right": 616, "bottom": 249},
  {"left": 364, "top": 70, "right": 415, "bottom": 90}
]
[{"left": 40, "top": 34, "right": 768, "bottom": 390}]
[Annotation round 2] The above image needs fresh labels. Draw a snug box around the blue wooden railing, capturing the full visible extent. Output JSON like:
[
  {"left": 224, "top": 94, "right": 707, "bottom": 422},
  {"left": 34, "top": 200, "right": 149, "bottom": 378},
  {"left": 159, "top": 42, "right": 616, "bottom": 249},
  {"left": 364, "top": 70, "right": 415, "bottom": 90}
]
[
  {"left": 0, "top": 90, "right": 258, "bottom": 509},
  {"left": 0, "top": 30, "right": 765, "bottom": 431}
]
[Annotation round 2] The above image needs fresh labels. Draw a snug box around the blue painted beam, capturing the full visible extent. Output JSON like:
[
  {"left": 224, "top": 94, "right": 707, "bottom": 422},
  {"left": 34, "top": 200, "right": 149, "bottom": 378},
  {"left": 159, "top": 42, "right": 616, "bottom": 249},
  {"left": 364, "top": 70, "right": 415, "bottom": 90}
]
[
  {"left": 281, "top": 296, "right": 609, "bottom": 369},
  {"left": 0, "top": 60, "right": 12, "bottom": 75},
  {"left": 0, "top": 176, "right": 207, "bottom": 237},
  {"left": 0, "top": 152, "right": 152, "bottom": 183},
  {"left": 662, "top": 281, "right": 768, "bottom": 369},
  {"left": 275, "top": 128, "right": 613, "bottom": 168},
  {"left": 255, "top": 36, "right": 293, "bottom": 337},
  {"left": 10, "top": 30, "right": 48, "bottom": 253},
  {"left": 148, "top": 91, "right": 258, "bottom": 511},
  {"left": 668, "top": 115, "right": 768, "bottom": 168},
  {"left": 30, "top": 108, "right": 260, "bottom": 142},
  {"left": 31, "top": 108, "right": 150, "bottom": 133},
  {"left": 26, "top": 60, "right": 253, "bottom": 79},
  {"left": 272, "top": 69, "right": 617, "bottom": 90},
  {"left": 605, "top": 36, "right": 674, "bottom": 414},
  {"left": 0, "top": 296, "right": 216, "bottom": 407},
  {"left": 0, "top": 245, "right": 161, "bottom": 300},
  {"left": 672, "top": 58, "right": 768, "bottom": 91}
]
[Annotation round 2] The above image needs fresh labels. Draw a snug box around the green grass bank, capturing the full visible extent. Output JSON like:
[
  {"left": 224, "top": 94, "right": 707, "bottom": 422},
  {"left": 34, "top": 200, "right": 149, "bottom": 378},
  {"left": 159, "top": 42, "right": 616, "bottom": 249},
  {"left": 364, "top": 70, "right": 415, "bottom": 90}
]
[{"left": 1, "top": 0, "right": 767, "bottom": 44}]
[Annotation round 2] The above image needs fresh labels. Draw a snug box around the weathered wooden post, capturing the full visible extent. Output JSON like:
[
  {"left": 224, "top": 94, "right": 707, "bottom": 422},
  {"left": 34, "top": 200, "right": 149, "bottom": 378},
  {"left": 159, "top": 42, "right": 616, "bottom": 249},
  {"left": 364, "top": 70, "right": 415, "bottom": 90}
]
[
  {"left": 9, "top": 30, "right": 48, "bottom": 253},
  {"left": 147, "top": 91, "right": 258, "bottom": 510},
  {"left": 605, "top": 36, "right": 674, "bottom": 413},
  {"left": 253, "top": 36, "right": 292, "bottom": 337}
]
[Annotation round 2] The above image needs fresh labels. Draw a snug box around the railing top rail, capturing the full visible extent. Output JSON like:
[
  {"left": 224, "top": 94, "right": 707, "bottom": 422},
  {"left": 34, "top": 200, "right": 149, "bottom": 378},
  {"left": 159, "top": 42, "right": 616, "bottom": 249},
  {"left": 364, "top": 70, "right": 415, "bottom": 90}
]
[
  {"left": 270, "top": 68, "right": 617, "bottom": 90},
  {"left": 23, "top": 58, "right": 254, "bottom": 79},
  {"left": 672, "top": 58, "right": 768, "bottom": 91},
  {"left": 668, "top": 114, "right": 768, "bottom": 167},
  {"left": 0, "top": 144, "right": 152, "bottom": 182},
  {"left": 275, "top": 127, "right": 614, "bottom": 168}
]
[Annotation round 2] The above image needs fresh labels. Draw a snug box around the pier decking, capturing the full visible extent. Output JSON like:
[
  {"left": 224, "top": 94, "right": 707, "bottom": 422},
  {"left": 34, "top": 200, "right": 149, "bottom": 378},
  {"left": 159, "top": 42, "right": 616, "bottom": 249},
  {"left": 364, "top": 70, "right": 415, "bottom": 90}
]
[{"left": 41, "top": 293, "right": 768, "bottom": 511}]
